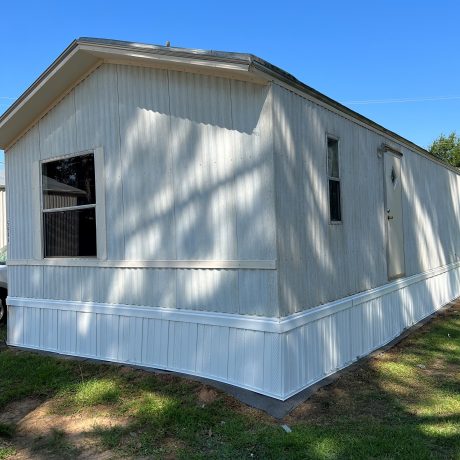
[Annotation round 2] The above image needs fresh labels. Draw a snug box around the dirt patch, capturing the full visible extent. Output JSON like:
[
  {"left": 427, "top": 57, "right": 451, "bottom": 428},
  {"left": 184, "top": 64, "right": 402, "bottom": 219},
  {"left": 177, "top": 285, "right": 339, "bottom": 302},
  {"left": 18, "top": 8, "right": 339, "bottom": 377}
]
[
  {"left": 2, "top": 399, "right": 131, "bottom": 459},
  {"left": 0, "top": 398, "right": 42, "bottom": 425},
  {"left": 197, "top": 386, "right": 218, "bottom": 405},
  {"left": 16, "top": 400, "right": 130, "bottom": 438}
]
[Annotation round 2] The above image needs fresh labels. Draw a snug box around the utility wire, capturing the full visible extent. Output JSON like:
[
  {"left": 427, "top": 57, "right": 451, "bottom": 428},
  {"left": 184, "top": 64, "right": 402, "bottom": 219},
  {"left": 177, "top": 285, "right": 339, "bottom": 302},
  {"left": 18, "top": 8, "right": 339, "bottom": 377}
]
[{"left": 343, "top": 95, "right": 460, "bottom": 105}]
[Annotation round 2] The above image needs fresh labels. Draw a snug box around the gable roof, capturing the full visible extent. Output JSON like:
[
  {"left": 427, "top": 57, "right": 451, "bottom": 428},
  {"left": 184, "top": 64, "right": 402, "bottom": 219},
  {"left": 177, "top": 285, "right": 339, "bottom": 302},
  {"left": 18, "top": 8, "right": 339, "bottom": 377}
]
[{"left": 0, "top": 37, "right": 456, "bottom": 174}]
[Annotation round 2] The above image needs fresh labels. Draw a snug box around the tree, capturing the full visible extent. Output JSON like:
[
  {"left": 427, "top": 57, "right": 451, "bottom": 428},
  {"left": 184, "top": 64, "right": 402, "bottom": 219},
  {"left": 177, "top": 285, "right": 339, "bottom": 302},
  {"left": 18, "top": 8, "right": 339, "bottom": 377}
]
[{"left": 428, "top": 132, "right": 460, "bottom": 167}]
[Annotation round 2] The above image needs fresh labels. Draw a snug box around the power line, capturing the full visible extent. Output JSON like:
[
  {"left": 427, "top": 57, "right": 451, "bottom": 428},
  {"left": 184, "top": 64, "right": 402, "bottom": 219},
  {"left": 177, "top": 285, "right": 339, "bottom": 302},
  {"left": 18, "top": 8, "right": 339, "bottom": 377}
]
[{"left": 343, "top": 95, "right": 460, "bottom": 105}]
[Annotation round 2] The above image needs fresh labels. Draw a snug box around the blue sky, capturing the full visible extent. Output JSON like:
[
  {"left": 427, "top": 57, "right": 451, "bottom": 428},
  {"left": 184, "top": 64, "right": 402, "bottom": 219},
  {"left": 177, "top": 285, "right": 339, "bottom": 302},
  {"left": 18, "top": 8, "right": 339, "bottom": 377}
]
[{"left": 1, "top": 0, "right": 459, "bottom": 179}]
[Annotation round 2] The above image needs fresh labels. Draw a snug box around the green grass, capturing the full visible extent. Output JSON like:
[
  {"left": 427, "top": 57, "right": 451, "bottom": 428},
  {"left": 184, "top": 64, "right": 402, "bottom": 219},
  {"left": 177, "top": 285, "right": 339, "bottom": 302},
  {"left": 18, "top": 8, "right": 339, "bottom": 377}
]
[
  {"left": 0, "top": 304, "right": 460, "bottom": 459},
  {"left": 0, "top": 447, "right": 15, "bottom": 460}
]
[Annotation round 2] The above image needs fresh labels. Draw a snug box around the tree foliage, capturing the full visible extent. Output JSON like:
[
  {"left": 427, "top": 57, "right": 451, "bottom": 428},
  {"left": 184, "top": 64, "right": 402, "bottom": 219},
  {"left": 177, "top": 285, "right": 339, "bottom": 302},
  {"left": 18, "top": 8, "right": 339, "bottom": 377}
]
[{"left": 428, "top": 132, "right": 460, "bottom": 167}]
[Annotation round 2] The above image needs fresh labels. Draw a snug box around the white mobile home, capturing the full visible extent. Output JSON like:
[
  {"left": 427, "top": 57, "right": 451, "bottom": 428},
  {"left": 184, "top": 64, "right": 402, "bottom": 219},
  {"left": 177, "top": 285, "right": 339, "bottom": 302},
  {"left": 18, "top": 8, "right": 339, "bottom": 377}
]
[{"left": 1, "top": 38, "right": 459, "bottom": 400}]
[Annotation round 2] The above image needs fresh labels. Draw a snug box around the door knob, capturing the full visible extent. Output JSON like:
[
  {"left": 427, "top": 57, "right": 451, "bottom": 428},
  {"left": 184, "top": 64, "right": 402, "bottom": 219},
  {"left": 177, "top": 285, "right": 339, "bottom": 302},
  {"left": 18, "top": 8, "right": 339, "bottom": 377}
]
[{"left": 387, "top": 215, "right": 394, "bottom": 220}]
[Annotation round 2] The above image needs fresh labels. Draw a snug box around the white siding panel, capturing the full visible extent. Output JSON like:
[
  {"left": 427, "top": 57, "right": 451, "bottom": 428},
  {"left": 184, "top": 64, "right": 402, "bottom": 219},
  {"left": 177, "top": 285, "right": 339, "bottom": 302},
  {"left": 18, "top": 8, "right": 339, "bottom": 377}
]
[
  {"left": 167, "top": 321, "right": 198, "bottom": 372},
  {"left": 118, "top": 316, "right": 143, "bottom": 363},
  {"left": 23, "top": 307, "right": 40, "bottom": 347},
  {"left": 7, "top": 305, "right": 24, "bottom": 345},
  {"left": 43, "top": 266, "right": 82, "bottom": 301},
  {"left": 6, "top": 64, "right": 278, "bottom": 317},
  {"left": 81, "top": 267, "right": 124, "bottom": 304},
  {"left": 196, "top": 324, "right": 229, "bottom": 379},
  {"left": 76, "top": 311, "right": 97, "bottom": 356},
  {"left": 169, "top": 70, "right": 236, "bottom": 261},
  {"left": 281, "top": 264, "right": 460, "bottom": 398},
  {"left": 58, "top": 309, "right": 77, "bottom": 354},
  {"left": 176, "top": 269, "right": 238, "bottom": 313},
  {"left": 274, "top": 82, "right": 460, "bottom": 316},
  {"left": 120, "top": 268, "right": 176, "bottom": 308},
  {"left": 41, "top": 308, "right": 58, "bottom": 351},
  {"left": 228, "top": 328, "right": 264, "bottom": 390},
  {"left": 39, "top": 92, "right": 77, "bottom": 158},
  {"left": 117, "top": 65, "right": 175, "bottom": 260},
  {"left": 8, "top": 266, "right": 43, "bottom": 298},
  {"left": 97, "top": 313, "right": 119, "bottom": 360},
  {"left": 142, "top": 318, "right": 169, "bottom": 367},
  {"left": 238, "top": 270, "right": 277, "bottom": 316},
  {"left": 231, "top": 81, "right": 276, "bottom": 261},
  {"left": 74, "top": 64, "right": 124, "bottom": 260},
  {"left": 6, "top": 126, "right": 41, "bottom": 260},
  {"left": 263, "top": 332, "right": 282, "bottom": 396}
]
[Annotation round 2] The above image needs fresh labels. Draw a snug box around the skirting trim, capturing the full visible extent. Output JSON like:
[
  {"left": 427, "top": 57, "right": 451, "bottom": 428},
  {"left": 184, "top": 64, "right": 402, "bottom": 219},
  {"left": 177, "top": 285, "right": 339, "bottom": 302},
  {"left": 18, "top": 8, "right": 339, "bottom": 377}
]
[{"left": 8, "top": 260, "right": 460, "bottom": 334}]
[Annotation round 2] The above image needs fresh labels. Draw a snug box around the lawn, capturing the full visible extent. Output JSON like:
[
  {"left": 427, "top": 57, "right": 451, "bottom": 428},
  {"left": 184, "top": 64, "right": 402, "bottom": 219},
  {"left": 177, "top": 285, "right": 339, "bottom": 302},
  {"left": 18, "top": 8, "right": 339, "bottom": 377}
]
[{"left": 0, "top": 301, "right": 459, "bottom": 459}]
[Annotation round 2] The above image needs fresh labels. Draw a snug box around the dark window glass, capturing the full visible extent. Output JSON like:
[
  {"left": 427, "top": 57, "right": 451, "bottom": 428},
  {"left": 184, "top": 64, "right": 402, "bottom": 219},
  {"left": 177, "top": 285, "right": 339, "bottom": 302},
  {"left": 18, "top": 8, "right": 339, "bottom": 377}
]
[
  {"left": 43, "top": 208, "right": 97, "bottom": 257},
  {"left": 327, "top": 138, "right": 339, "bottom": 179},
  {"left": 42, "top": 154, "right": 95, "bottom": 209},
  {"left": 329, "top": 180, "right": 341, "bottom": 222}
]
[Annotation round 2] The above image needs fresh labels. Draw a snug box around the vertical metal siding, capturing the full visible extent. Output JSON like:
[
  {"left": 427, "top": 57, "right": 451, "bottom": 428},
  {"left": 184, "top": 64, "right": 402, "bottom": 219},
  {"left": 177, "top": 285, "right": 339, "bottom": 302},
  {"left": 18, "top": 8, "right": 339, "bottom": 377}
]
[
  {"left": 118, "top": 316, "right": 143, "bottom": 363},
  {"left": 6, "top": 126, "right": 41, "bottom": 259},
  {"left": 142, "top": 318, "right": 169, "bottom": 367},
  {"left": 273, "top": 82, "right": 460, "bottom": 315},
  {"left": 281, "top": 263, "right": 460, "bottom": 398},
  {"left": 117, "top": 65, "right": 174, "bottom": 260},
  {"left": 39, "top": 92, "right": 77, "bottom": 158},
  {"left": 74, "top": 64, "right": 125, "bottom": 260},
  {"left": 6, "top": 63, "right": 278, "bottom": 317},
  {"left": 168, "top": 70, "right": 236, "bottom": 261}
]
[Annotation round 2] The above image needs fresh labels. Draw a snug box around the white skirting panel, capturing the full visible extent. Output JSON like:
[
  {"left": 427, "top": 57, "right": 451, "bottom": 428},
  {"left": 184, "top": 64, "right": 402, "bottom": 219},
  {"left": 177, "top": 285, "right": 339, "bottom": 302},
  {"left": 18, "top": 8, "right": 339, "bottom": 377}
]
[
  {"left": 7, "top": 261, "right": 460, "bottom": 400},
  {"left": 7, "top": 300, "right": 284, "bottom": 399},
  {"left": 281, "top": 261, "right": 460, "bottom": 399}
]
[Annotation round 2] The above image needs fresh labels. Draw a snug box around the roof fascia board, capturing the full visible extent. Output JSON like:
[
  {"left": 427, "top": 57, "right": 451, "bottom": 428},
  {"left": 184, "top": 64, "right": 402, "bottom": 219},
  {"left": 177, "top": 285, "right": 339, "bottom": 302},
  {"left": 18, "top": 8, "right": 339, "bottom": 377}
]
[
  {"left": 102, "top": 56, "right": 266, "bottom": 85},
  {"left": 80, "top": 43, "right": 252, "bottom": 73},
  {"left": 2, "top": 60, "right": 103, "bottom": 151},
  {"left": 0, "top": 45, "right": 80, "bottom": 129}
]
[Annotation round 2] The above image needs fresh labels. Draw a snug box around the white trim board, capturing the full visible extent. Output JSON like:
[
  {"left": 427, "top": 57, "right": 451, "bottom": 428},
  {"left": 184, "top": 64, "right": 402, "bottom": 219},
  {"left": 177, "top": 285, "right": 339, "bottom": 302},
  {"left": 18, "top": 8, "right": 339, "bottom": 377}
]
[
  {"left": 7, "top": 259, "right": 277, "bottom": 270},
  {"left": 8, "top": 260, "right": 460, "bottom": 334}
]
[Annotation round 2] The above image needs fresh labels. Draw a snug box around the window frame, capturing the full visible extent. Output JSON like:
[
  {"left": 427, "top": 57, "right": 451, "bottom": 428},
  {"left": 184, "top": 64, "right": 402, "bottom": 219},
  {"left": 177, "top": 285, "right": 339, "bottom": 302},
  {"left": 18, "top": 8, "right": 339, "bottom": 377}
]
[
  {"left": 34, "top": 147, "right": 106, "bottom": 260},
  {"left": 326, "top": 134, "right": 343, "bottom": 224}
]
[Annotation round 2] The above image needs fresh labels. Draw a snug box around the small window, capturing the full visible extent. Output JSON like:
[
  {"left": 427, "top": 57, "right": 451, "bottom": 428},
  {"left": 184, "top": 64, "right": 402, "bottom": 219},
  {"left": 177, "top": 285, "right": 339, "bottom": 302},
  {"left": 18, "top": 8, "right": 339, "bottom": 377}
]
[
  {"left": 327, "top": 137, "right": 342, "bottom": 222},
  {"left": 41, "top": 153, "right": 97, "bottom": 257}
]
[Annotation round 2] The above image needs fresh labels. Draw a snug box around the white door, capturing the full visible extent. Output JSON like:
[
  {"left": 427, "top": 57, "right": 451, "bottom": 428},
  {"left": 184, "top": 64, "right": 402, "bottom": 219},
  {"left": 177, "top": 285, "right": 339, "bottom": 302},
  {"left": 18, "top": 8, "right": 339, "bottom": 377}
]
[{"left": 384, "top": 152, "right": 405, "bottom": 280}]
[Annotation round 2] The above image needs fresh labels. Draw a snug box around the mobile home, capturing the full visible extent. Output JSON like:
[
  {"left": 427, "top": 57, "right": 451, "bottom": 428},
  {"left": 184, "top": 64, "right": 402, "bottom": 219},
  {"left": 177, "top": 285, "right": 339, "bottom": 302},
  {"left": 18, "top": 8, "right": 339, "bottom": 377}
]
[{"left": 1, "top": 38, "right": 459, "bottom": 400}]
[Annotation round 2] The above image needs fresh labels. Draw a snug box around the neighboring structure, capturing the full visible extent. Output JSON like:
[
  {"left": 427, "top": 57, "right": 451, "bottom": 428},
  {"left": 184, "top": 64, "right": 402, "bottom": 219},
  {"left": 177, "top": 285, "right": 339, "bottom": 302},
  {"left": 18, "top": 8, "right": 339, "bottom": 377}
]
[{"left": 0, "top": 38, "right": 459, "bottom": 400}]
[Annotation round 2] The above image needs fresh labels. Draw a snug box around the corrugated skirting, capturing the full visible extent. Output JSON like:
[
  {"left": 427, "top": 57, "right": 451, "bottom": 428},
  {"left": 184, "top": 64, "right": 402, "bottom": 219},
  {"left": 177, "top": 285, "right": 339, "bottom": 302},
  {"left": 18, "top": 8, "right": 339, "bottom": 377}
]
[{"left": 7, "top": 261, "right": 460, "bottom": 400}]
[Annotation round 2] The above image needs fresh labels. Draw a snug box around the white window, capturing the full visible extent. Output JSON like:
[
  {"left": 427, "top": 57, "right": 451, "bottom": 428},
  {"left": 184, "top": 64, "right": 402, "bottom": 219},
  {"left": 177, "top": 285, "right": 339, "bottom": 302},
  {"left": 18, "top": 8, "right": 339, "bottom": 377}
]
[
  {"left": 327, "top": 136, "right": 342, "bottom": 222},
  {"left": 41, "top": 152, "right": 97, "bottom": 257}
]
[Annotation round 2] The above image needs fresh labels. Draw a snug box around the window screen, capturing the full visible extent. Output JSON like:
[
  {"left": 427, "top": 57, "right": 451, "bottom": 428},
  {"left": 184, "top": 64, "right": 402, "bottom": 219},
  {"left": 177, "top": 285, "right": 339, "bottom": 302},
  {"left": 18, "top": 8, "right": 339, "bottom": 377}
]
[
  {"left": 327, "top": 137, "right": 342, "bottom": 222},
  {"left": 42, "top": 153, "right": 97, "bottom": 257}
]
